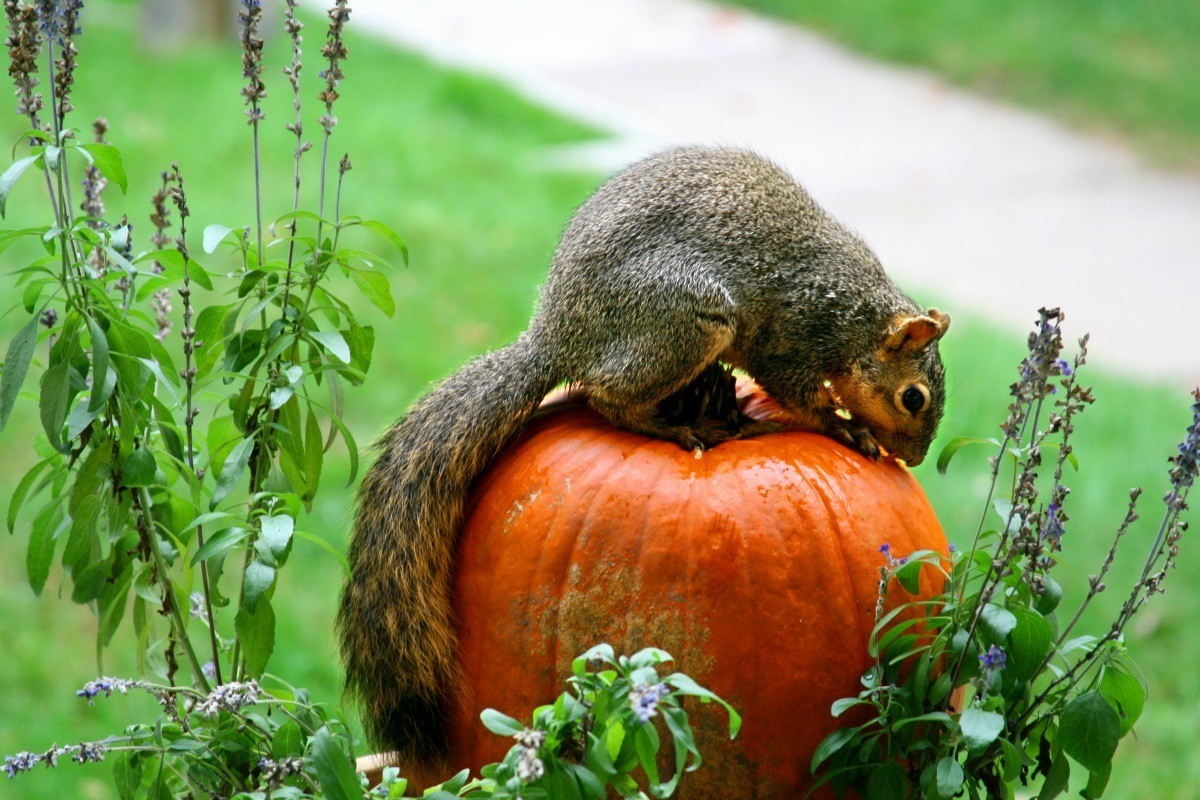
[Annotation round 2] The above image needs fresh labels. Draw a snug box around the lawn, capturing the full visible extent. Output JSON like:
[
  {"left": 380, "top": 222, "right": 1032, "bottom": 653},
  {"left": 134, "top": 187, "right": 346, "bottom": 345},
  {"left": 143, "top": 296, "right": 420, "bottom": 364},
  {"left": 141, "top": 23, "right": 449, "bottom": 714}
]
[
  {"left": 0, "top": 7, "right": 1197, "bottom": 800},
  {"left": 721, "top": 0, "right": 1200, "bottom": 168}
]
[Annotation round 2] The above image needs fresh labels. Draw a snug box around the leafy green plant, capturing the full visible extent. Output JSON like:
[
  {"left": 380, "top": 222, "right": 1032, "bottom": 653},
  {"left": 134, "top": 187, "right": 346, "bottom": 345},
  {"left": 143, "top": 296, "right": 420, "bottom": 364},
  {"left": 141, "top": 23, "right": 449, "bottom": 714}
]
[
  {"left": 812, "top": 308, "right": 1199, "bottom": 799},
  {"left": 0, "top": 3, "right": 735, "bottom": 798},
  {"left": 358, "top": 646, "right": 740, "bottom": 800}
]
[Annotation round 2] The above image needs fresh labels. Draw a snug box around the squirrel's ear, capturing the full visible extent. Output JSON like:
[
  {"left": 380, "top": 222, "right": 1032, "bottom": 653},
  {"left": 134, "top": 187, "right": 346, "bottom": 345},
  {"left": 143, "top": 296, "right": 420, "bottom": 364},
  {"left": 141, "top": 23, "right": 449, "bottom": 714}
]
[{"left": 884, "top": 309, "right": 951, "bottom": 355}]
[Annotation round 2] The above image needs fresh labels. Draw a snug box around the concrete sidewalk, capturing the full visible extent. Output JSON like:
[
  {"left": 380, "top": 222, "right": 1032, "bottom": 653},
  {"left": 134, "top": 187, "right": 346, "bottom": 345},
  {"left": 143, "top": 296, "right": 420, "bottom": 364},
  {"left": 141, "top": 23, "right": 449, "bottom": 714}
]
[{"left": 354, "top": 0, "right": 1200, "bottom": 387}]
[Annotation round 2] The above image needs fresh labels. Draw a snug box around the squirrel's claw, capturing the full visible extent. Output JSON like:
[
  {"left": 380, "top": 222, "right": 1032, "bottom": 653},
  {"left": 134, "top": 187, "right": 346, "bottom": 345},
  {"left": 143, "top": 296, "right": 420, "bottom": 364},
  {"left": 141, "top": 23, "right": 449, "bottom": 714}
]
[{"left": 827, "top": 418, "right": 882, "bottom": 460}]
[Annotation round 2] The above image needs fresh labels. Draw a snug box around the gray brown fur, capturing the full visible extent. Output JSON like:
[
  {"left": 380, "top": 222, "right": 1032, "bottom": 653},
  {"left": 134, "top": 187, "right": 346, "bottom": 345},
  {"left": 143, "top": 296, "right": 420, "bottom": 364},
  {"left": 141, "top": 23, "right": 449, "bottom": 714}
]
[{"left": 337, "top": 146, "right": 950, "bottom": 767}]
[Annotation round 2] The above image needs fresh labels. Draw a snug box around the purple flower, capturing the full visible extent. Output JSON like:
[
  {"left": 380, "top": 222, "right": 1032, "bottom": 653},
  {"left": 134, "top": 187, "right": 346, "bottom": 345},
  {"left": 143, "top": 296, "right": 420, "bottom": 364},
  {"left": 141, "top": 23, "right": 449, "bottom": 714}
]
[
  {"left": 2, "top": 752, "right": 36, "bottom": 779},
  {"left": 1042, "top": 502, "right": 1065, "bottom": 549},
  {"left": 629, "top": 682, "right": 670, "bottom": 724},
  {"left": 1055, "top": 358, "right": 1073, "bottom": 377},
  {"left": 979, "top": 645, "right": 1007, "bottom": 672},
  {"left": 877, "top": 542, "right": 908, "bottom": 567}
]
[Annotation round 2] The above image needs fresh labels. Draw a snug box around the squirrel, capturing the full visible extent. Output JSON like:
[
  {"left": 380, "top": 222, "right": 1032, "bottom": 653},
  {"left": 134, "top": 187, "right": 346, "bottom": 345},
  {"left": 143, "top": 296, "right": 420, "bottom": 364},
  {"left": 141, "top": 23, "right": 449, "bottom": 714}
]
[{"left": 337, "top": 146, "right": 951, "bottom": 768}]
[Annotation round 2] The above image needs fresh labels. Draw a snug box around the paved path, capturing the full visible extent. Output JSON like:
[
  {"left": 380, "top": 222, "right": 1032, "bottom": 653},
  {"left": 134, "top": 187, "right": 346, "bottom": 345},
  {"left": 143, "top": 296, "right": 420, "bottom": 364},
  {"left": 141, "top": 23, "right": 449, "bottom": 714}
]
[{"left": 354, "top": 0, "right": 1200, "bottom": 387}]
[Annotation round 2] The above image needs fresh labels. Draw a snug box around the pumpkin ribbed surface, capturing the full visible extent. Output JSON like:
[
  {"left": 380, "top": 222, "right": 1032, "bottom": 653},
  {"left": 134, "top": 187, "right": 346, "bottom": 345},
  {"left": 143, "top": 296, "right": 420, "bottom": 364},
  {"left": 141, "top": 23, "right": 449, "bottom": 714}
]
[{"left": 445, "top": 385, "right": 947, "bottom": 798}]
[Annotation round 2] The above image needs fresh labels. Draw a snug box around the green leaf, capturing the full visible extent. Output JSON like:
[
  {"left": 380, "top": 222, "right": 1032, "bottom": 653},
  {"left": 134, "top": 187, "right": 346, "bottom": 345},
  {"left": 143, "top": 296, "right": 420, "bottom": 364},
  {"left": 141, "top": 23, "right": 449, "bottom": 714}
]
[
  {"left": 959, "top": 708, "right": 1004, "bottom": 752},
  {"left": 69, "top": 438, "right": 112, "bottom": 520},
  {"left": 146, "top": 769, "right": 171, "bottom": 800},
  {"left": 439, "top": 768, "right": 470, "bottom": 795},
  {"left": 181, "top": 511, "right": 236, "bottom": 535},
  {"left": 97, "top": 562, "right": 133, "bottom": 647},
  {"left": 309, "top": 726, "right": 362, "bottom": 800},
  {"left": 1, "top": 315, "right": 40, "bottom": 430},
  {"left": 810, "top": 727, "right": 855, "bottom": 772},
  {"left": 111, "top": 751, "right": 144, "bottom": 800},
  {"left": 662, "top": 672, "right": 741, "bottom": 738},
  {"left": 633, "top": 724, "right": 660, "bottom": 787},
  {"left": 936, "top": 436, "right": 996, "bottom": 474},
  {"left": 348, "top": 267, "right": 395, "bottom": 317},
  {"left": 346, "top": 323, "right": 375, "bottom": 377},
  {"left": 294, "top": 529, "right": 350, "bottom": 573},
  {"left": 133, "top": 249, "right": 213, "bottom": 298},
  {"left": 1007, "top": 606, "right": 1054, "bottom": 683},
  {"left": 0, "top": 154, "right": 39, "bottom": 216},
  {"left": 234, "top": 598, "right": 275, "bottom": 678},
  {"left": 891, "top": 711, "right": 955, "bottom": 731},
  {"left": 480, "top": 708, "right": 524, "bottom": 736},
  {"left": 353, "top": 218, "right": 409, "bottom": 266},
  {"left": 304, "top": 406, "right": 323, "bottom": 498},
  {"left": 122, "top": 445, "right": 159, "bottom": 487},
  {"left": 311, "top": 330, "right": 351, "bottom": 364},
  {"left": 71, "top": 560, "right": 109, "bottom": 603},
  {"left": 830, "top": 697, "right": 862, "bottom": 718},
  {"left": 999, "top": 738, "right": 1025, "bottom": 782},
  {"left": 8, "top": 455, "right": 56, "bottom": 532},
  {"left": 86, "top": 316, "right": 113, "bottom": 412},
  {"left": 203, "top": 223, "right": 235, "bottom": 255},
  {"left": 241, "top": 560, "right": 275, "bottom": 614},
  {"left": 566, "top": 762, "right": 606, "bottom": 800},
  {"left": 79, "top": 143, "right": 128, "bottom": 192},
  {"left": 894, "top": 558, "right": 924, "bottom": 594},
  {"left": 1059, "top": 691, "right": 1120, "bottom": 773},
  {"left": 62, "top": 493, "right": 101, "bottom": 571},
  {"left": 193, "top": 303, "right": 231, "bottom": 374},
  {"left": 1036, "top": 575, "right": 1063, "bottom": 614},
  {"left": 1081, "top": 758, "right": 1112, "bottom": 799},
  {"left": 210, "top": 436, "right": 255, "bottom": 509},
  {"left": 26, "top": 505, "right": 60, "bottom": 595},
  {"left": 1100, "top": 663, "right": 1145, "bottom": 736},
  {"left": 979, "top": 603, "right": 1018, "bottom": 642},
  {"left": 1037, "top": 749, "right": 1070, "bottom": 800},
  {"left": 191, "top": 526, "right": 249, "bottom": 566},
  {"left": 605, "top": 720, "right": 626, "bottom": 765},
  {"left": 866, "top": 761, "right": 907, "bottom": 800},
  {"left": 39, "top": 361, "right": 70, "bottom": 451},
  {"left": 272, "top": 719, "right": 305, "bottom": 759},
  {"left": 256, "top": 513, "right": 294, "bottom": 568},
  {"left": 935, "top": 756, "right": 964, "bottom": 798}
]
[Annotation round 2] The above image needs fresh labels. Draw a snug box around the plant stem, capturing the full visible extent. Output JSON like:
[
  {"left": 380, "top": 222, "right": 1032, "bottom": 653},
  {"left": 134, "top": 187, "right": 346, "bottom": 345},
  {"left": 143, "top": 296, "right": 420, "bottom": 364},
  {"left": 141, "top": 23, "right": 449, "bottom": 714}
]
[
  {"left": 252, "top": 122, "right": 265, "bottom": 270},
  {"left": 178, "top": 209, "right": 223, "bottom": 685},
  {"left": 137, "top": 486, "right": 211, "bottom": 693}
]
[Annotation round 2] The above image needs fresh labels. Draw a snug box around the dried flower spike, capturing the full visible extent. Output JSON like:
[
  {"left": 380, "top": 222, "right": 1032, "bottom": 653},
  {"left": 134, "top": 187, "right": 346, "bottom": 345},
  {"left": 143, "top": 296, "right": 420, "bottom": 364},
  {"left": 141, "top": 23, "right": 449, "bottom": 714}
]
[
  {"left": 4, "top": 0, "right": 45, "bottom": 132},
  {"left": 50, "top": 0, "right": 81, "bottom": 127},
  {"left": 238, "top": 0, "right": 265, "bottom": 125},
  {"left": 79, "top": 116, "right": 107, "bottom": 219},
  {"left": 317, "top": 0, "right": 350, "bottom": 134}
]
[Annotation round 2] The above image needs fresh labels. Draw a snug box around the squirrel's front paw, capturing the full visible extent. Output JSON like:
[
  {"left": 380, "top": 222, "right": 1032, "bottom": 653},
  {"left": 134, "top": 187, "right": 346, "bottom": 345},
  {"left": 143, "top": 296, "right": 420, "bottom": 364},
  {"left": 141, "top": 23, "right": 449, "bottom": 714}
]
[{"left": 828, "top": 419, "right": 882, "bottom": 460}]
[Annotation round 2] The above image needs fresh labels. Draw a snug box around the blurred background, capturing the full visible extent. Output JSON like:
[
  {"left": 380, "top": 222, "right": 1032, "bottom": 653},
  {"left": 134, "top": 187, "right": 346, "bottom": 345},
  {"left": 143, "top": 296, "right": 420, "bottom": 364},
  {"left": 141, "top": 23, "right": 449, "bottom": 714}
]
[{"left": 1, "top": 0, "right": 1197, "bottom": 797}]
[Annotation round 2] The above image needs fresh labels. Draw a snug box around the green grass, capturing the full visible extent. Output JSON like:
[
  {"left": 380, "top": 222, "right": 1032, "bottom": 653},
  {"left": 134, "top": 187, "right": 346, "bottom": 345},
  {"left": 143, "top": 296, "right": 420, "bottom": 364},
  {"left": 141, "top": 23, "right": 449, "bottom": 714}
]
[
  {"left": 721, "top": 0, "right": 1200, "bottom": 167},
  {"left": 0, "top": 7, "right": 1197, "bottom": 800}
]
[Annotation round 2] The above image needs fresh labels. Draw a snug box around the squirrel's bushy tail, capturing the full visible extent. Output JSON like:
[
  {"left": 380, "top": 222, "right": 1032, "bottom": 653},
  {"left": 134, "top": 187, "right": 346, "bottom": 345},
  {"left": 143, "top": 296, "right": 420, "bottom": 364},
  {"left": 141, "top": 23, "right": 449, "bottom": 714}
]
[{"left": 337, "top": 334, "right": 558, "bottom": 766}]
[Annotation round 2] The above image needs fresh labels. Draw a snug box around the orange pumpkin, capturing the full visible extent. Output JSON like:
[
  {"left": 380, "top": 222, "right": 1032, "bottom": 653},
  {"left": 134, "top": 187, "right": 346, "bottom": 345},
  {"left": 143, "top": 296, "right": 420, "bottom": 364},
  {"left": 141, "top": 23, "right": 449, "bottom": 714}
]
[{"left": 445, "top": 381, "right": 948, "bottom": 798}]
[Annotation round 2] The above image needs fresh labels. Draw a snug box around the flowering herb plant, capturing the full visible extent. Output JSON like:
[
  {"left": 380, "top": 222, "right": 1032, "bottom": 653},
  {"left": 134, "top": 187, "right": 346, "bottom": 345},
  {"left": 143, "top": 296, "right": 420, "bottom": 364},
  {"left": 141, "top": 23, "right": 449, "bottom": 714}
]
[
  {"left": 812, "top": 308, "right": 1199, "bottom": 799},
  {"left": 403, "top": 646, "right": 741, "bottom": 800},
  {"left": 0, "top": 2, "right": 736, "bottom": 798}
]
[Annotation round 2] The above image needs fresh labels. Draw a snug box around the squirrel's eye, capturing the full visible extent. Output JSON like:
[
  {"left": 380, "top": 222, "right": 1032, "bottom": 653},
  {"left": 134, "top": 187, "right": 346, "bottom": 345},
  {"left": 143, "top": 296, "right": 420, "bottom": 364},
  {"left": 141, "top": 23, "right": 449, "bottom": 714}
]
[{"left": 901, "top": 386, "right": 926, "bottom": 414}]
